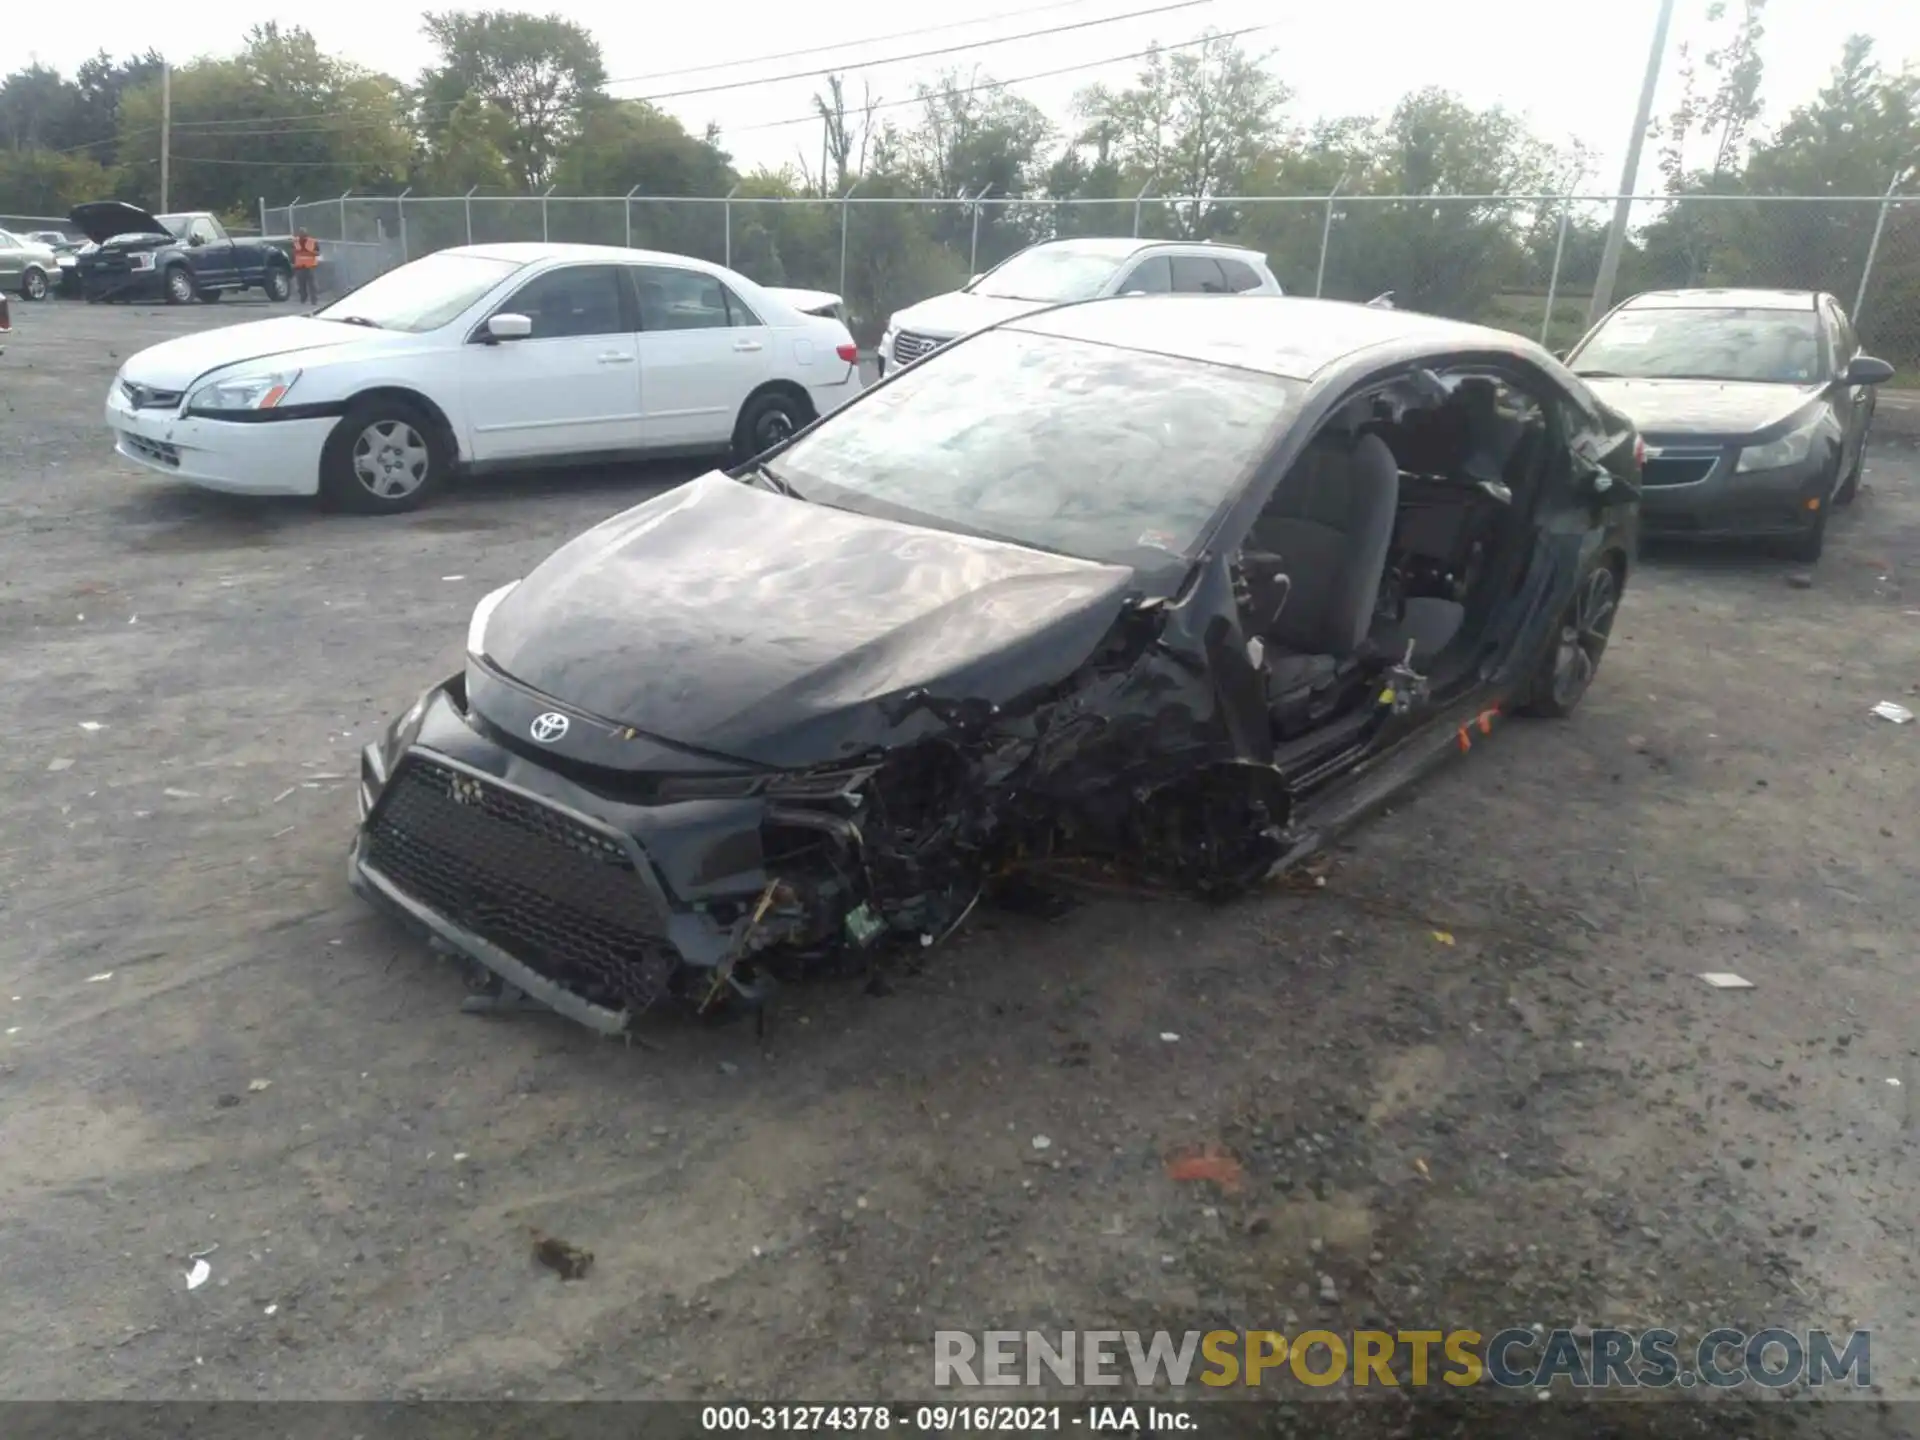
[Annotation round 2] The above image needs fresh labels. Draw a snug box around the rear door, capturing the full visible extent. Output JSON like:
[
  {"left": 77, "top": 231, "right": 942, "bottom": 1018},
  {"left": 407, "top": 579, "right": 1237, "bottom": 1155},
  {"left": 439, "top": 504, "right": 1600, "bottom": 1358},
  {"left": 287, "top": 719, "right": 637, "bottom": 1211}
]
[
  {"left": 186, "top": 216, "right": 236, "bottom": 288},
  {"left": 459, "top": 262, "right": 643, "bottom": 463},
  {"left": 0, "top": 232, "right": 23, "bottom": 288},
  {"left": 629, "top": 264, "right": 772, "bottom": 449}
]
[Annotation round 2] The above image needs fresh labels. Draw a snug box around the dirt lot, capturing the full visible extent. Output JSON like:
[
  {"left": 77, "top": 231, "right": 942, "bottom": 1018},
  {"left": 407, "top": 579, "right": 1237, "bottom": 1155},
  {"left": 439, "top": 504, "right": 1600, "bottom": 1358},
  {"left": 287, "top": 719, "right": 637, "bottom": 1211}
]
[{"left": 3, "top": 299, "right": 1919, "bottom": 1426}]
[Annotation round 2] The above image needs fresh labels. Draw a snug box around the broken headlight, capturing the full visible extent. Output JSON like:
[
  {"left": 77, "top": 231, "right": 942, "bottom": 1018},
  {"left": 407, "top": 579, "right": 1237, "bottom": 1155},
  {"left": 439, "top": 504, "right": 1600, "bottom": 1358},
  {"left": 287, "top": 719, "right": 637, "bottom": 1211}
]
[
  {"left": 1735, "top": 416, "right": 1820, "bottom": 473},
  {"left": 466, "top": 580, "right": 520, "bottom": 660}
]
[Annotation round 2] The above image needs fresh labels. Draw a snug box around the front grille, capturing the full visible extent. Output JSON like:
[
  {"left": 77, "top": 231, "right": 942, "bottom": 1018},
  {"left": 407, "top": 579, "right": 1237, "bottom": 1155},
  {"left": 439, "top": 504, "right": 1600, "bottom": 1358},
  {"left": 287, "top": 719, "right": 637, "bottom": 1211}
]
[
  {"left": 118, "top": 432, "right": 180, "bottom": 467},
  {"left": 121, "top": 380, "right": 182, "bottom": 410},
  {"left": 892, "top": 331, "right": 943, "bottom": 365},
  {"left": 1642, "top": 455, "right": 1719, "bottom": 487},
  {"left": 364, "top": 754, "right": 679, "bottom": 1010}
]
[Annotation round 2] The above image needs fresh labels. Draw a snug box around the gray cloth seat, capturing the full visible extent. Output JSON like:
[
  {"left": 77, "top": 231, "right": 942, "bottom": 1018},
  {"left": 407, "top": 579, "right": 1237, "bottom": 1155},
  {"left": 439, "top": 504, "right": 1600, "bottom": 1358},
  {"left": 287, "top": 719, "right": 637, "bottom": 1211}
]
[{"left": 1251, "top": 430, "right": 1401, "bottom": 661}]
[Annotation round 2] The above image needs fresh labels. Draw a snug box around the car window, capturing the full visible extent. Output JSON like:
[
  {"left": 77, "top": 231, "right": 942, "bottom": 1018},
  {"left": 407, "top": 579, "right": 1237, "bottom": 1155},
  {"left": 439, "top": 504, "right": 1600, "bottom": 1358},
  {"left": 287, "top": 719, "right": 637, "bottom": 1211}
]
[
  {"left": 0, "top": 231, "right": 18, "bottom": 247},
  {"left": 1216, "top": 257, "right": 1265, "bottom": 292},
  {"left": 188, "top": 218, "right": 220, "bottom": 246},
  {"left": 1824, "top": 298, "right": 1858, "bottom": 362},
  {"left": 775, "top": 327, "right": 1302, "bottom": 571},
  {"left": 1171, "top": 256, "right": 1232, "bottom": 294},
  {"left": 1117, "top": 256, "right": 1172, "bottom": 294},
  {"left": 1570, "top": 307, "right": 1822, "bottom": 384},
  {"left": 631, "top": 266, "right": 751, "bottom": 332},
  {"left": 969, "top": 243, "right": 1132, "bottom": 303},
  {"left": 317, "top": 251, "right": 525, "bottom": 333},
  {"left": 494, "top": 265, "right": 627, "bottom": 340}
]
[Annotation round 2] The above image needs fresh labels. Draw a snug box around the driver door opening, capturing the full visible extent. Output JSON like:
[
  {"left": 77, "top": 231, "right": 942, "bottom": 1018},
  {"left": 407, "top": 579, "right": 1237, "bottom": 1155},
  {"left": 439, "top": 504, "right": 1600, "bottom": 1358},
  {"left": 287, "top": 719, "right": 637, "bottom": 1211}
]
[{"left": 1235, "top": 365, "right": 1557, "bottom": 777}]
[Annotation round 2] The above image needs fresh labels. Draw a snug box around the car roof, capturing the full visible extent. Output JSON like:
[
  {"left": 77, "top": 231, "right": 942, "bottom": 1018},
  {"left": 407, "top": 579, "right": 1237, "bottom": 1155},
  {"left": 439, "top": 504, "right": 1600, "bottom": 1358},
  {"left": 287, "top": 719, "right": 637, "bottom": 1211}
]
[
  {"left": 1623, "top": 287, "right": 1819, "bottom": 311},
  {"left": 1020, "top": 236, "right": 1266, "bottom": 262},
  {"left": 1007, "top": 295, "right": 1537, "bottom": 381},
  {"left": 453, "top": 242, "right": 729, "bottom": 269}
]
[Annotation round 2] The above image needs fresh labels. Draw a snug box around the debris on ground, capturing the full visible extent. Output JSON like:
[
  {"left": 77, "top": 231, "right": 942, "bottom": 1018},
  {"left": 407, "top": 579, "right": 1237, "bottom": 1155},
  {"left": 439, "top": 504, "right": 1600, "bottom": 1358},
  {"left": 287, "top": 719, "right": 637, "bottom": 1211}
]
[
  {"left": 1870, "top": 701, "right": 1914, "bottom": 724},
  {"left": 1030, "top": 1135, "right": 1053, "bottom": 1151},
  {"left": 1164, "top": 1143, "right": 1244, "bottom": 1194},
  {"left": 78, "top": 721, "right": 105, "bottom": 732},
  {"left": 85, "top": 972, "right": 112, "bottom": 983},
  {"left": 247, "top": 1078, "right": 271, "bottom": 1093},
  {"left": 184, "top": 1259, "right": 210, "bottom": 1291},
  {"left": 162, "top": 788, "right": 198, "bottom": 799},
  {"left": 1431, "top": 930, "right": 1456, "bottom": 946},
  {"left": 1701, "top": 972, "right": 1755, "bottom": 989},
  {"left": 47, "top": 758, "right": 73, "bottom": 773},
  {"left": 1159, "top": 1032, "right": 1180, "bottom": 1043},
  {"left": 1785, "top": 571, "right": 1814, "bottom": 590},
  {"left": 530, "top": 1228, "right": 594, "bottom": 1280}
]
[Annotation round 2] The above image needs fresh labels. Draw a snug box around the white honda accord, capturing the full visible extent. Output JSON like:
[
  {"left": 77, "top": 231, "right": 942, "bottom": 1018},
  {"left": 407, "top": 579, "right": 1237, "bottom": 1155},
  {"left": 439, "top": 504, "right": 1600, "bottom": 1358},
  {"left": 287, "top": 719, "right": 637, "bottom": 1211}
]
[{"left": 105, "top": 243, "right": 864, "bottom": 514}]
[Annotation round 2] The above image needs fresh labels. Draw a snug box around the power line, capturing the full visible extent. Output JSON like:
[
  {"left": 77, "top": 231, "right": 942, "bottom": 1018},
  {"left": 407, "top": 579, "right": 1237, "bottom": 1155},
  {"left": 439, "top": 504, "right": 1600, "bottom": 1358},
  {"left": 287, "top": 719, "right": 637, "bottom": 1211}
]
[
  {"left": 604, "top": 0, "right": 1113, "bottom": 87},
  {"left": 732, "top": 23, "right": 1273, "bottom": 135},
  {"left": 160, "top": 24, "right": 1273, "bottom": 169},
  {"left": 166, "top": 0, "right": 1216, "bottom": 132}
]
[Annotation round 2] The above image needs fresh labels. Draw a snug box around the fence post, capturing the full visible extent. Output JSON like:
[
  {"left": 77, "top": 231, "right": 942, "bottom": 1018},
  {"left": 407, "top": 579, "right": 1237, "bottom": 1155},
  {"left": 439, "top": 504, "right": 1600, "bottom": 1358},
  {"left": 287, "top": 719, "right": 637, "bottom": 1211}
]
[
  {"left": 724, "top": 183, "right": 740, "bottom": 269},
  {"left": 258, "top": 197, "right": 267, "bottom": 238},
  {"left": 1855, "top": 168, "right": 1909, "bottom": 321},
  {"left": 625, "top": 186, "right": 640, "bottom": 250},
  {"left": 1132, "top": 180, "right": 1156, "bottom": 238},
  {"left": 464, "top": 186, "right": 477, "bottom": 245},
  {"left": 542, "top": 185, "right": 555, "bottom": 244},
  {"left": 1541, "top": 197, "right": 1573, "bottom": 347},
  {"left": 839, "top": 180, "right": 862, "bottom": 302},
  {"left": 397, "top": 188, "right": 411, "bottom": 262},
  {"left": 338, "top": 188, "right": 352, "bottom": 241},
  {"left": 969, "top": 184, "right": 995, "bottom": 274},
  {"left": 1315, "top": 175, "right": 1348, "bottom": 299}
]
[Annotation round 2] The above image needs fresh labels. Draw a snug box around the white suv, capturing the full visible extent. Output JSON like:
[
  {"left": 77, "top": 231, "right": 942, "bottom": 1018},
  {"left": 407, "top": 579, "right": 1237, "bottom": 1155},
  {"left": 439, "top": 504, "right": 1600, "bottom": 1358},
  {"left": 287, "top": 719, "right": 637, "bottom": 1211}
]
[{"left": 880, "top": 237, "right": 1281, "bottom": 373}]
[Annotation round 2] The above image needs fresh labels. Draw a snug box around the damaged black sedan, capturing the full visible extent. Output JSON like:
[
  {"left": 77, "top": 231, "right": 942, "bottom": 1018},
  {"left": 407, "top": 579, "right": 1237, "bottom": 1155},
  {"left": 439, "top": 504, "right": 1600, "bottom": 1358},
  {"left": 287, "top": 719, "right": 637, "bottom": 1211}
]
[{"left": 350, "top": 295, "right": 1642, "bottom": 1033}]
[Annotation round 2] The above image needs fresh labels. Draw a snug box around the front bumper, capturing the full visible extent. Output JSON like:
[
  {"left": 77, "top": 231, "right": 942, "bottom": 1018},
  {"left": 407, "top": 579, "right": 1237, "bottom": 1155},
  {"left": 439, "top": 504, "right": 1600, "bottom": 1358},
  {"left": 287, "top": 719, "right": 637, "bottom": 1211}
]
[
  {"left": 350, "top": 676, "right": 827, "bottom": 1030},
  {"left": 105, "top": 386, "right": 331, "bottom": 496},
  {"left": 1636, "top": 444, "right": 1829, "bottom": 540},
  {"left": 78, "top": 261, "right": 164, "bottom": 300}
]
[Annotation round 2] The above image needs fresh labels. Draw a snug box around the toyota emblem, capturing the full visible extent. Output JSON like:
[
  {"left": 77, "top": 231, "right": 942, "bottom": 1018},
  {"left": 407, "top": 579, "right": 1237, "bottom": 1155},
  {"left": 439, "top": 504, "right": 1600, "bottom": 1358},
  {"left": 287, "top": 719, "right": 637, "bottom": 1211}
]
[{"left": 529, "top": 711, "right": 570, "bottom": 743}]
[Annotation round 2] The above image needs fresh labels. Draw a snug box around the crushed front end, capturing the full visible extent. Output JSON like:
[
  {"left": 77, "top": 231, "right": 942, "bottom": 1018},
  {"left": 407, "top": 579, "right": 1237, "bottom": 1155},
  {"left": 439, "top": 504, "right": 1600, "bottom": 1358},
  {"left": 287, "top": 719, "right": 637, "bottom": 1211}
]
[{"left": 350, "top": 590, "right": 1290, "bottom": 1035}]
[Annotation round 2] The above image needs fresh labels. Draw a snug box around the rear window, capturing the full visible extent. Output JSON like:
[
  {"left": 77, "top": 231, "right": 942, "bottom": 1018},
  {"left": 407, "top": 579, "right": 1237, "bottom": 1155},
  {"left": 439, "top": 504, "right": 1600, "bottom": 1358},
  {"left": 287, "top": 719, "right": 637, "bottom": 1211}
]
[{"left": 1217, "top": 257, "right": 1266, "bottom": 292}]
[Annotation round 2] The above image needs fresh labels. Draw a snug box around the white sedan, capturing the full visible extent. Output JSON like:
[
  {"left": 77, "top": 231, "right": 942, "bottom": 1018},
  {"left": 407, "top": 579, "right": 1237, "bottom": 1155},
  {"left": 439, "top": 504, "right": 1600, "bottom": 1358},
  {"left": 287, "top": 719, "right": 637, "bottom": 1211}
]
[{"left": 105, "top": 244, "right": 864, "bottom": 514}]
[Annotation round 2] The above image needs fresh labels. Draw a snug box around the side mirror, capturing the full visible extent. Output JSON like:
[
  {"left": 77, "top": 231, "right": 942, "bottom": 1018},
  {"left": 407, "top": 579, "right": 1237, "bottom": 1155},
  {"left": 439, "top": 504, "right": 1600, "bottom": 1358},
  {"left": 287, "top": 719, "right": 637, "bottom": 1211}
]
[
  {"left": 1845, "top": 354, "right": 1895, "bottom": 386},
  {"left": 485, "top": 313, "right": 533, "bottom": 343},
  {"left": 188, "top": 235, "right": 205, "bottom": 248}
]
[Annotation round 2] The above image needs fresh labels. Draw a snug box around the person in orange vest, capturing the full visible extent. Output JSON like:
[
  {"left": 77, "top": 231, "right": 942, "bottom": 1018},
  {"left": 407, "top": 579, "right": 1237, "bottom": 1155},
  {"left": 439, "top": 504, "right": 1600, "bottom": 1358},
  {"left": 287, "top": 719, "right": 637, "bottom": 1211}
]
[{"left": 292, "top": 229, "right": 320, "bottom": 305}]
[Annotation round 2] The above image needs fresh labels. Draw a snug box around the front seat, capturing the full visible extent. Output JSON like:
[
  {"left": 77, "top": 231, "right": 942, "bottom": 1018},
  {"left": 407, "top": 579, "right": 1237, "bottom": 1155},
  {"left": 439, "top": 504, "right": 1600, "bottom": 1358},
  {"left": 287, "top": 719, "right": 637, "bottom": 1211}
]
[{"left": 1253, "top": 429, "right": 1400, "bottom": 664}]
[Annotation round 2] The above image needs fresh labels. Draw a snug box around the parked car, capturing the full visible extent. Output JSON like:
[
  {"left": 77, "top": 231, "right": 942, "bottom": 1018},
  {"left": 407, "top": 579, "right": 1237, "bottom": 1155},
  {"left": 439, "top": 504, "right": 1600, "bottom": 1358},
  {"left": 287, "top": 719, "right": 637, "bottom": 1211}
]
[
  {"left": 877, "top": 237, "right": 1282, "bottom": 374},
  {"left": 106, "top": 243, "right": 864, "bottom": 513},
  {"left": 69, "top": 203, "right": 294, "bottom": 304},
  {"left": 348, "top": 293, "right": 1642, "bottom": 1033},
  {"left": 1566, "top": 287, "right": 1894, "bottom": 562},
  {"left": 27, "top": 230, "right": 86, "bottom": 295},
  {"left": 0, "top": 228, "right": 59, "bottom": 301}
]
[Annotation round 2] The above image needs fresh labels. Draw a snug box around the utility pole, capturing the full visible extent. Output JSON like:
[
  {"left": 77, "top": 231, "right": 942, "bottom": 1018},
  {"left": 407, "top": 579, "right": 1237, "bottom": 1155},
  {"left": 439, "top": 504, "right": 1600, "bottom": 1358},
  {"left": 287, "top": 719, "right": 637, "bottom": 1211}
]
[
  {"left": 1586, "top": 0, "right": 1676, "bottom": 330},
  {"left": 159, "top": 60, "right": 172, "bottom": 213}
]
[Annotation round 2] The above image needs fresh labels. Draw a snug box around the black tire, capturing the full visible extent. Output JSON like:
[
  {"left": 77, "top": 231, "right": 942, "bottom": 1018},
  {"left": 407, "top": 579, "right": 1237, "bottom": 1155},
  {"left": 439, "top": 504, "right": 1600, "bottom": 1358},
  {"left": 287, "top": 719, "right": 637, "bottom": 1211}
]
[
  {"left": 732, "top": 389, "right": 812, "bottom": 462},
  {"left": 21, "top": 268, "right": 49, "bottom": 301},
  {"left": 263, "top": 266, "right": 292, "bottom": 302},
  {"left": 318, "top": 399, "right": 449, "bottom": 515},
  {"left": 1517, "top": 558, "right": 1621, "bottom": 719},
  {"left": 162, "top": 264, "right": 195, "bottom": 306}
]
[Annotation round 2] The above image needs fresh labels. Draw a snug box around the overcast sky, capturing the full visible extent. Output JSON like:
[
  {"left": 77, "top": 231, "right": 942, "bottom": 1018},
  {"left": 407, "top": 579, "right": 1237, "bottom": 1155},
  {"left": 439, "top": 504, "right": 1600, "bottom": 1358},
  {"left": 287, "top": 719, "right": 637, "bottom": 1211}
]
[{"left": 23, "top": 0, "right": 1920, "bottom": 196}]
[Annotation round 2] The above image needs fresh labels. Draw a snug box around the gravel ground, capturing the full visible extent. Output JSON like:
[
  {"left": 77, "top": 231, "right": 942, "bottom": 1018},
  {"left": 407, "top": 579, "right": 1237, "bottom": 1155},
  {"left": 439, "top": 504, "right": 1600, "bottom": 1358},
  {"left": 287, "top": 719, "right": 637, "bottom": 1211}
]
[{"left": 3, "top": 299, "right": 1918, "bottom": 1430}]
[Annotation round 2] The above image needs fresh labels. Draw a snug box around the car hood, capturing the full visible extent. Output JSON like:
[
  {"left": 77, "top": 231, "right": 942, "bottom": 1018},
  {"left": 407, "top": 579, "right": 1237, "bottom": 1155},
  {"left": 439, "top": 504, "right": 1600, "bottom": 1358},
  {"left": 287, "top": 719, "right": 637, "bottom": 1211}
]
[
  {"left": 889, "top": 289, "right": 1059, "bottom": 340},
  {"left": 1580, "top": 376, "right": 1823, "bottom": 442},
  {"left": 69, "top": 201, "right": 172, "bottom": 245},
  {"left": 119, "top": 316, "right": 416, "bottom": 390},
  {"left": 481, "top": 471, "right": 1138, "bottom": 769}
]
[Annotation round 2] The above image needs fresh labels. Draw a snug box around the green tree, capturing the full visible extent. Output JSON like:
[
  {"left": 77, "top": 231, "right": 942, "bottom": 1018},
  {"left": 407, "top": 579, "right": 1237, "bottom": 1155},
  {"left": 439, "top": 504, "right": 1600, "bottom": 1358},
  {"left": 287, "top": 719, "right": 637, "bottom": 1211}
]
[
  {"left": 0, "top": 148, "right": 116, "bottom": 215},
  {"left": 0, "top": 66, "right": 79, "bottom": 152},
  {"left": 418, "top": 10, "right": 606, "bottom": 190}
]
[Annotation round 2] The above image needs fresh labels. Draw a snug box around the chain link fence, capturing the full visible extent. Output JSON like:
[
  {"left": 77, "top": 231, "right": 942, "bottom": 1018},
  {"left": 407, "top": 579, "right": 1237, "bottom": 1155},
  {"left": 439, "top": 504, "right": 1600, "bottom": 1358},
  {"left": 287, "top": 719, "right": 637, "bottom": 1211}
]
[{"left": 263, "top": 190, "right": 1920, "bottom": 376}]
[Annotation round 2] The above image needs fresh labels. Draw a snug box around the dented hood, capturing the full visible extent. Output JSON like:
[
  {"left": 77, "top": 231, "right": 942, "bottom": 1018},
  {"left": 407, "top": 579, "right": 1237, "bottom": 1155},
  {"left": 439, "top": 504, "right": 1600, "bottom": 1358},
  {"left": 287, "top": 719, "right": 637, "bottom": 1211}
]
[
  {"left": 482, "top": 472, "right": 1138, "bottom": 767},
  {"left": 1580, "top": 375, "right": 1823, "bottom": 442}
]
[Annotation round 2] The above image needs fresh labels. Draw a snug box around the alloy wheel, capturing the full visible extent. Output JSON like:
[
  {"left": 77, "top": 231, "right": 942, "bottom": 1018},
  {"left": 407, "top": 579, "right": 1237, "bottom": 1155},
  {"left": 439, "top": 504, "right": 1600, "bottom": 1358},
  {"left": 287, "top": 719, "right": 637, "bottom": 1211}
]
[
  {"left": 755, "top": 408, "right": 796, "bottom": 449},
  {"left": 351, "top": 419, "right": 431, "bottom": 500},
  {"left": 23, "top": 270, "right": 47, "bottom": 301},
  {"left": 1550, "top": 565, "right": 1618, "bottom": 709}
]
